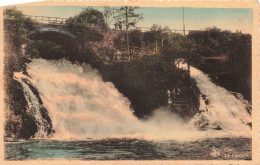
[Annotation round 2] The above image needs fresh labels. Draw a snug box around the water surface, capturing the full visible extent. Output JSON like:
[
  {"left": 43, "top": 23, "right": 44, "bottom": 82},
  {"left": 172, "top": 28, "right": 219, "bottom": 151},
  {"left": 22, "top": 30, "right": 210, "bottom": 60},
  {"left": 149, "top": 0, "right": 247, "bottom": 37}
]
[{"left": 5, "top": 138, "right": 251, "bottom": 160}]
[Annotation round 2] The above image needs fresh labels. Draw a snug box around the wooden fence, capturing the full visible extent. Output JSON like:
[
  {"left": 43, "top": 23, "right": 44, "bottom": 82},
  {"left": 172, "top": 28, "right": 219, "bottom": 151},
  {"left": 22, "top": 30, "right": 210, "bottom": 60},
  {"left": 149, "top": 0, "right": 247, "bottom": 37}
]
[{"left": 113, "top": 45, "right": 161, "bottom": 62}]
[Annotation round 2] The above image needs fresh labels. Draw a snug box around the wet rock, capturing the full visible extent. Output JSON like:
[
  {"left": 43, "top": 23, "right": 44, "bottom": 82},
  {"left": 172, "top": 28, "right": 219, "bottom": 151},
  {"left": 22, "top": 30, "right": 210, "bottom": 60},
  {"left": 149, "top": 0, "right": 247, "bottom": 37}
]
[
  {"left": 5, "top": 79, "right": 38, "bottom": 139},
  {"left": 19, "top": 114, "right": 38, "bottom": 139},
  {"left": 198, "top": 115, "right": 209, "bottom": 129},
  {"left": 201, "top": 94, "right": 210, "bottom": 105},
  {"left": 199, "top": 122, "right": 209, "bottom": 128},
  {"left": 231, "top": 92, "right": 251, "bottom": 115},
  {"left": 212, "top": 121, "right": 222, "bottom": 130},
  {"left": 39, "top": 106, "right": 54, "bottom": 135},
  {"left": 5, "top": 77, "right": 54, "bottom": 139}
]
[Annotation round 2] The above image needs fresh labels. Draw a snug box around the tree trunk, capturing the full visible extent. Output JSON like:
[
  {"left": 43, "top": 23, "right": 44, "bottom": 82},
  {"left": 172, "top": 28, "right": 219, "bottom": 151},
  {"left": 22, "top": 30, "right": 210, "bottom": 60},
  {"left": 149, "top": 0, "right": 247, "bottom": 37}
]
[{"left": 125, "top": 6, "right": 130, "bottom": 61}]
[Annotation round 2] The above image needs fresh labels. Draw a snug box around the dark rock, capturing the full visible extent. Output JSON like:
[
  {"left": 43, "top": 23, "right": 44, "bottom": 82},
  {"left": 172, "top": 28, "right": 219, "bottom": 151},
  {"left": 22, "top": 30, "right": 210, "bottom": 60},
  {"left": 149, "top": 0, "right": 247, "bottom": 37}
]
[
  {"left": 5, "top": 76, "right": 54, "bottom": 139},
  {"left": 39, "top": 106, "right": 54, "bottom": 135},
  {"left": 246, "top": 122, "right": 252, "bottom": 129},
  {"left": 201, "top": 94, "right": 210, "bottom": 105},
  {"left": 18, "top": 114, "right": 38, "bottom": 139},
  {"left": 9, "top": 80, "right": 28, "bottom": 115},
  {"left": 213, "top": 125, "right": 222, "bottom": 130}
]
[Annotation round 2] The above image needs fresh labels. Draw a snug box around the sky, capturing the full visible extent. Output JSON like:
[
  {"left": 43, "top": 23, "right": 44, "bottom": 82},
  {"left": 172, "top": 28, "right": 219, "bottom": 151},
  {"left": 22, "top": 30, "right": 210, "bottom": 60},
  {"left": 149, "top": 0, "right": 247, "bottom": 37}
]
[{"left": 14, "top": 6, "right": 253, "bottom": 34}]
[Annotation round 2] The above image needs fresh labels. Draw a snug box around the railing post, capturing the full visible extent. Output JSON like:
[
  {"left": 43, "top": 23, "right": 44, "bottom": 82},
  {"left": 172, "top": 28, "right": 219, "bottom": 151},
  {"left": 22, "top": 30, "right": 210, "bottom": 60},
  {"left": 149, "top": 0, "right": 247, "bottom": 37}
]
[
  {"left": 155, "top": 40, "right": 158, "bottom": 54},
  {"left": 161, "top": 37, "right": 164, "bottom": 51}
]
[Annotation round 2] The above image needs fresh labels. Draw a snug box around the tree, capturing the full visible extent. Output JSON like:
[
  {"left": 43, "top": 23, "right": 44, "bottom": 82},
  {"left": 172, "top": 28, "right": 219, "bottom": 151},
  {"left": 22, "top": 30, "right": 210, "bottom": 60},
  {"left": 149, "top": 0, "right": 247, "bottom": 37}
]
[
  {"left": 113, "top": 6, "right": 143, "bottom": 59},
  {"left": 4, "top": 7, "right": 37, "bottom": 72},
  {"left": 187, "top": 27, "right": 252, "bottom": 101},
  {"left": 113, "top": 6, "right": 142, "bottom": 31},
  {"left": 128, "top": 28, "right": 143, "bottom": 48},
  {"left": 103, "top": 6, "right": 114, "bottom": 27},
  {"left": 65, "top": 7, "right": 108, "bottom": 44},
  {"left": 142, "top": 25, "right": 173, "bottom": 54},
  {"left": 143, "top": 24, "right": 163, "bottom": 53},
  {"left": 4, "top": 7, "right": 34, "bottom": 49}
]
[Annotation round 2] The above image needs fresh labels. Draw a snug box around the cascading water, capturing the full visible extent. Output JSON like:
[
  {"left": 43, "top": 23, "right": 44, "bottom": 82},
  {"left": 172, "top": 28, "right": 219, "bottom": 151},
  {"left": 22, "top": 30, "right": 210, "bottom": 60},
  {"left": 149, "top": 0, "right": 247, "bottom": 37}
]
[
  {"left": 22, "top": 59, "right": 146, "bottom": 139},
  {"left": 13, "top": 73, "right": 48, "bottom": 138},
  {"left": 188, "top": 67, "right": 251, "bottom": 134},
  {"left": 14, "top": 58, "right": 251, "bottom": 140}
]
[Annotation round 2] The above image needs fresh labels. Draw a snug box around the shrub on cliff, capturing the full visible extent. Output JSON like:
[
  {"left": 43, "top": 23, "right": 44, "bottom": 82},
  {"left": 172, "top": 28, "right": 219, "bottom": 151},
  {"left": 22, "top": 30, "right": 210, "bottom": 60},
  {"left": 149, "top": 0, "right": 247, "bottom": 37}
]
[{"left": 109, "top": 54, "right": 197, "bottom": 118}]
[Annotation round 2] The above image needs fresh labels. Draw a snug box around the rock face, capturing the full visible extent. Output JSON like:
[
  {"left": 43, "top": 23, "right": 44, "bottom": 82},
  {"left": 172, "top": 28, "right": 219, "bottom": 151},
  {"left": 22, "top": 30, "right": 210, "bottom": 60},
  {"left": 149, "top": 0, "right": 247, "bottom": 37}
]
[
  {"left": 5, "top": 76, "right": 54, "bottom": 140},
  {"left": 109, "top": 59, "right": 200, "bottom": 119},
  {"left": 168, "top": 76, "right": 200, "bottom": 120},
  {"left": 230, "top": 92, "right": 252, "bottom": 115}
]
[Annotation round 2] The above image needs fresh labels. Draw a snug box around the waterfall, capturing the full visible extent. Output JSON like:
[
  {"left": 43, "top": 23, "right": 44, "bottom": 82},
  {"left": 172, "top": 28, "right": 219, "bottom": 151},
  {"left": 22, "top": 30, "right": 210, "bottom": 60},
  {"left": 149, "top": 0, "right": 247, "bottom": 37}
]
[
  {"left": 24, "top": 59, "right": 143, "bottom": 139},
  {"left": 13, "top": 73, "right": 48, "bottom": 138},
  {"left": 188, "top": 67, "right": 251, "bottom": 134},
  {"left": 14, "top": 58, "right": 251, "bottom": 140}
]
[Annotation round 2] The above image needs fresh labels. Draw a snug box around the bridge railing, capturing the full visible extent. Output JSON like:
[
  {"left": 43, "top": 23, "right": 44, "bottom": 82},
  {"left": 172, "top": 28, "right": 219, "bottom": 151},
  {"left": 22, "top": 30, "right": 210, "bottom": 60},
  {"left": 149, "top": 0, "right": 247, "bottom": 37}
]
[{"left": 25, "top": 15, "right": 68, "bottom": 25}]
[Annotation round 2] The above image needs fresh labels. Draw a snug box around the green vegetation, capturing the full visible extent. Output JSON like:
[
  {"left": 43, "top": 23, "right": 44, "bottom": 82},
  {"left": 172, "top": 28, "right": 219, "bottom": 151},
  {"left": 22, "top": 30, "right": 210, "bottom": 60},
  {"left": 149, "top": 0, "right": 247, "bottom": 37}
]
[{"left": 188, "top": 27, "right": 251, "bottom": 101}]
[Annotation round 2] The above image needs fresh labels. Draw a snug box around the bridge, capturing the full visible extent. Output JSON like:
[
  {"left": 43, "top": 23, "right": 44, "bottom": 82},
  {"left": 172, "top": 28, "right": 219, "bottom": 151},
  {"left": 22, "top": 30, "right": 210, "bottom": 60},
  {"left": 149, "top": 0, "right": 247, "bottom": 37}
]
[
  {"left": 23, "top": 15, "right": 82, "bottom": 52},
  {"left": 25, "top": 15, "right": 67, "bottom": 25},
  {"left": 25, "top": 15, "right": 154, "bottom": 60}
]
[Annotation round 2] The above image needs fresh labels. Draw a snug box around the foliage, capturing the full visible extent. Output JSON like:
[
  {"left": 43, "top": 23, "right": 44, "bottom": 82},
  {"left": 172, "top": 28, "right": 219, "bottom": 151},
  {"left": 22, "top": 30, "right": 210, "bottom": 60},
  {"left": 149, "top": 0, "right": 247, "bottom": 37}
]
[
  {"left": 67, "top": 7, "right": 107, "bottom": 30},
  {"left": 188, "top": 27, "right": 233, "bottom": 59},
  {"left": 128, "top": 29, "right": 143, "bottom": 47},
  {"left": 188, "top": 27, "right": 252, "bottom": 101},
  {"left": 113, "top": 28, "right": 143, "bottom": 49},
  {"left": 65, "top": 7, "right": 107, "bottom": 44},
  {"left": 4, "top": 7, "right": 36, "bottom": 77},
  {"left": 143, "top": 24, "right": 163, "bottom": 46},
  {"left": 4, "top": 8, "right": 35, "bottom": 50}
]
